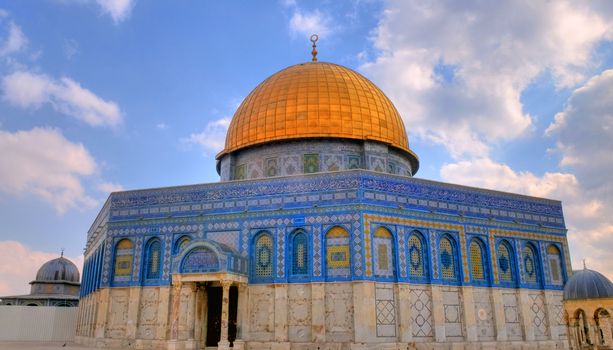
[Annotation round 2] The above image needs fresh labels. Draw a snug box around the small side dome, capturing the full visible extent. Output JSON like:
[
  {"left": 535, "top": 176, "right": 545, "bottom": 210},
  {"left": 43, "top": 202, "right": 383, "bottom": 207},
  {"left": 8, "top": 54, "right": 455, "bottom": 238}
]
[
  {"left": 563, "top": 269, "right": 613, "bottom": 300},
  {"left": 35, "top": 257, "right": 80, "bottom": 283}
]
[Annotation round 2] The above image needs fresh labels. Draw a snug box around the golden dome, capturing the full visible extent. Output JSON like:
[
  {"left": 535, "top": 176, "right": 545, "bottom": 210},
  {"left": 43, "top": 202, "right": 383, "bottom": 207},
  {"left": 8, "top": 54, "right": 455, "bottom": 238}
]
[{"left": 218, "top": 62, "right": 418, "bottom": 171}]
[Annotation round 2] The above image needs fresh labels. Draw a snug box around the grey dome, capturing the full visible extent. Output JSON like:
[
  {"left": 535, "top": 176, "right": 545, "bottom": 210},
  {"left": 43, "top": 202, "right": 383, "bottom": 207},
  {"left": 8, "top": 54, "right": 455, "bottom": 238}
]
[
  {"left": 563, "top": 269, "right": 613, "bottom": 300},
  {"left": 35, "top": 257, "right": 80, "bottom": 283}
]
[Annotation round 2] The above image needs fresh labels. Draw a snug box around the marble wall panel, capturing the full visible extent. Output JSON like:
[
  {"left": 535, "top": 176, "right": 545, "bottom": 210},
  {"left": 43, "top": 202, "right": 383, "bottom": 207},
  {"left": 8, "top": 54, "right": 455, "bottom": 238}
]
[
  {"left": 137, "top": 287, "right": 159, "bottom": 339},
  {"left": 249, "top": 285, "right": 275, "bottom": 340},
  {"left": 409, "top": 286, "right": 433, "bottom": 340},
  {"left": 288, "top": 284, "right": 312, "bottom": 342},
  {"left": 325, "top": 283, "right": 354, "bottom": 341},
  {"left": 442, "top": 286, "right": 464, "bottom": 341},
  {"left": 502, "top": 291, "right": 523, "bottom": 340},
  {"left": 106, "top": 289, "right": 129, "bottom": 339},
  {"left": 473, "top": 288, "right": 495, "bottom": 341}
]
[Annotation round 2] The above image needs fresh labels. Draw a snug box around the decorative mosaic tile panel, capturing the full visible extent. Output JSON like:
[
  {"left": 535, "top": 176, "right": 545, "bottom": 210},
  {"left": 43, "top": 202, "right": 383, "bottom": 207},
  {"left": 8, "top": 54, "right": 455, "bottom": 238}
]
[
  {"left": 469, "top": 240, "right": 485, "bottom": 281},
  {"left": 374, "top": 227, "right": 394, "bottom": 277},
  {"left": 313, "top": 225, "right": 322, "bottom": 276},
  {"left": 181, "top": 247, "right": 219, "bottom": 273},
  {"left": 265, "top": 158, "right": 278, "bottom": 177},
  {"left": 347, "top": 155, "right": 360, "bottom": 169},
  {"left": 430, "top": 230, "right": 439, "bottom": 279},
  {"left": 303, "top": 154, "right": 320, "bottom": 173},
  {"left": 323, "top": 154, "right": 342, "bottom": 172},
  {"left": 440, "top": 237, "right": 456, "bottom": 280},
  {"left": 206, "top": 231, "right": 239, "bottom": 251},
  {"left": 409, "top": 287, "right": 433, "bottom": 339},
  {"left": 397, "top": 227, "right": 406, "bottom": 278},
  {"left": 277, "top": 227, "right": 285, "bottom": 278},
  {"left": 162, "top": 234, "right": 172, "bottom": 280},
  {"left": 254, "top": 234, "right": 273, "bottom": 277}
]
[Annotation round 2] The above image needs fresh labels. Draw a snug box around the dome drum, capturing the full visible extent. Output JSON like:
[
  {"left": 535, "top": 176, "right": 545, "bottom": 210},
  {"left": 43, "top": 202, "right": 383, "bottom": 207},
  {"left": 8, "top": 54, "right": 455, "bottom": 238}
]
[
  {"left": 217, "top": 62, "right": 419, "bottom": 178},
  {"left": 218, "top": 138, "right": 414, "bottom": 181}
]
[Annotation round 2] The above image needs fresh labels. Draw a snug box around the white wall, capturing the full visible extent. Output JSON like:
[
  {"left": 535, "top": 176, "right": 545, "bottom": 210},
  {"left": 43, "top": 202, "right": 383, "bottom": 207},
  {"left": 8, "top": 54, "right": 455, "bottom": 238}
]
[{"left": 0, "top": 306, "right": 77, "bottom": 341}]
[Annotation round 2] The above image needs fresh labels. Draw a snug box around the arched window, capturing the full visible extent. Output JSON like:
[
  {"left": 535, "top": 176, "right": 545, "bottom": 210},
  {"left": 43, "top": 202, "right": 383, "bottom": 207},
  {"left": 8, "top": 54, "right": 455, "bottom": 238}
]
[
  {"left": 374, "top": 227, "right": 395, "bottom": 278},
  {"left": 181, "top": 246, "right": 219, "bottom": 273},
  {"left": 253, "top": 233, "right": 273, "bottom": 278},
  {"left": 497, "top": 241, "right": 516, "bottom": 285},
  {"left": 291, "top": 231, "right": 308, "bottom": 275},
  {"left": 439, "top": 236, "right": 458, "bottom": 281},
  {"left": 547, "top": 244, "right": 564, "bottom": 285},
  {"left": 144, "top": 238, "right": 162, "bottom": 280},
  {"left": 326, "top": 226, "right": 350, "bottom": 278},
  {"left": 522, "top": 243, "right": 540, "bottom": 284},
  {"left": 113, "top": 239, "right": 133, "bottom": 283},
  {"left": 174, "top": 236, "right": 191, "bottom": 254},
  {"left": 408, "top": 231, "right": 428, "bottom": 280},
  {"left": 469, "top": 238, "right": 488, "bottom": 283}
]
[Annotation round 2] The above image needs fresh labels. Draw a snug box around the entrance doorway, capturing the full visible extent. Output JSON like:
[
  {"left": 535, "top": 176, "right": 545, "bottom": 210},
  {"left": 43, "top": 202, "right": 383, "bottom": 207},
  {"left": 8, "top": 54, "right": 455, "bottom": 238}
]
[{"left": 205, "top": 286, "right": 238, "bottom": 347}]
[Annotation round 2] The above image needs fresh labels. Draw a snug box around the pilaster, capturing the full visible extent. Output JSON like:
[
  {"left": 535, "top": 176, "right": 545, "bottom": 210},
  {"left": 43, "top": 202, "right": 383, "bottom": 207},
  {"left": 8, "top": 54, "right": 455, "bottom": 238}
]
[
  {"left": 274, "top": 283, "right": 289, "bottom": 342},
  {"left": 461, "top": 286, "right": 478, "bottom": 341},
  {"left": 397, "top": 283, "right": 412, "bottom": 342},
  {"left": 311, "top": 283, "right": 326, "bottom": 342},
  {"left": 491, "top": 288, "right": 507, "bottom": 341},
  {"left": 431, "top": 285, "right": 446, "bottom": 342},
  {"left": 518, "top": 289, "right": 535, "bottom": 341},
  {"left": 126, "top": 287, "right": 141, "bottom": 339}
]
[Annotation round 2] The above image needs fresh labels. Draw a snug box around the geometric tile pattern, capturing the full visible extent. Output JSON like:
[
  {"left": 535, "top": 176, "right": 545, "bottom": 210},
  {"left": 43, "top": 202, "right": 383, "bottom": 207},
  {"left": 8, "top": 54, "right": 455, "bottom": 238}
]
[
  {"left": 397, "top": 227, "right": 406, "bottom": 278},
  {"left": 313, "top": 225, "right": 322, "bottom": 276},
  {"left": 409, "top": 287, "right": 433, "bottom": 339},
  {"left": 375, "top": 284, "right": 396, "bottom": 337},
  {"left": 530, "top": 293, "right": 549, "bottom": 340}
]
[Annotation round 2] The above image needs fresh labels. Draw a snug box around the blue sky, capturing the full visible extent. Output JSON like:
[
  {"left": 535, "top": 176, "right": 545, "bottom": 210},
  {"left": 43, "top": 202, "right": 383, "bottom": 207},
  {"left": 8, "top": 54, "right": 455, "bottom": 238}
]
[{"left": 0, "top": 1, "right": 611, "bottom": 295}]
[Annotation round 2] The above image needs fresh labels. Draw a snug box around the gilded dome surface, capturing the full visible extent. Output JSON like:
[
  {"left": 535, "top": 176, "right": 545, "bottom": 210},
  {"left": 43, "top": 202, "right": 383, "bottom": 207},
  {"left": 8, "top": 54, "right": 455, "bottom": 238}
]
[{"left": 219, "top": 62, "right": 418, "bottom": 170}]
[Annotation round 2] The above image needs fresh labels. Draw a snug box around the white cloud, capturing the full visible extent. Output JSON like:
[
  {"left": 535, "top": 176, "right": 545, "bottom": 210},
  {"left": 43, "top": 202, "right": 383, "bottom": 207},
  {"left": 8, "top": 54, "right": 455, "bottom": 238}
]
[
  {"left": 362, "top": 1, "right": 613, "bottom": 159},
  {"left": 2, "top": 70, "right": 123, "bottom": 127},
  {"left": 543, "top": 69, "right": 613, "bottom": 278},
  {"left": 440, "top": 155, "right": 612, "bottom": 279},
  {"left": 0, "top": 127, "right": 98, "bottom": 213},
  {"left": 0, "top": 241, "right": 83, "bottom": 296},
  {"left": 0, "top": 21, "right": 27, "bottom": 57},
  {"left": 289, "top": 9, "right": 333, "bottom": 39},
  {"left": 183, "top": 117, "right": 231, "bottom": 155},
  {"left": 63, "top": 38, "right": 79, "bottom": 60},
  {"left": 156, "top": 122, "right": 168, "bottom": 130},
  {"left": 95, "top": 0, "right": 135, "bottom": 23},
  {"left": 96, "top": 181, "right": 123, "bottom": 194}
]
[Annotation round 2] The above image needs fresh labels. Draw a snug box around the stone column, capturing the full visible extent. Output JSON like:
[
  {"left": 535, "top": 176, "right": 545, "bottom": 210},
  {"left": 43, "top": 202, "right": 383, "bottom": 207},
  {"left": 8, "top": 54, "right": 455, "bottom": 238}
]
[
  {"left": 599, "top": 317, "right": 613, "bottom": 347},
  {"left": 218, "top": 280, "right": 232, "bottom": 350},
  {"left": 234, "top": 283, "right": 247, "bottom": 350},
  {"left": 491, "top": 289, "right": 507, "bottom": 341},
  {"left": 194, "top": 285, "right": 203, "bottom": 343}
]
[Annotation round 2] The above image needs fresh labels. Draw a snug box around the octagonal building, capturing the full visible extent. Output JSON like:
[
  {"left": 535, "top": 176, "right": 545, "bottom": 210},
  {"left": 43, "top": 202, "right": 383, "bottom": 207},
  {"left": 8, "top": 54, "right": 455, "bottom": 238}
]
[{"left": 76, "top": 57, "right": 571, "bottom": 350}]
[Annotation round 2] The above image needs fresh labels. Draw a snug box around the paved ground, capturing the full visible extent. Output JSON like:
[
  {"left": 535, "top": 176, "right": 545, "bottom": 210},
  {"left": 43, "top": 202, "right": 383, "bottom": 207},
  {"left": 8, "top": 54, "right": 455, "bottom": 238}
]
[{"left": 0, "top": 342, "right": 128, "bottom": 350}]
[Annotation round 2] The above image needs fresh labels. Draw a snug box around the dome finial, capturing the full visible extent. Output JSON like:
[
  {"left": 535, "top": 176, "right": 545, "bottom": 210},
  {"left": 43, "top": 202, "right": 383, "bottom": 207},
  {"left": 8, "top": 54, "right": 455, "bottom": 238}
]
[
  {"left": 310, "top": 34, "right": 318, "bottom": 62},
  {"left": 61, "top": 247, "right": 64, "bottom": 258},
  {"left": 583, "top": 258, "right": 587, "bottom": 270}
]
